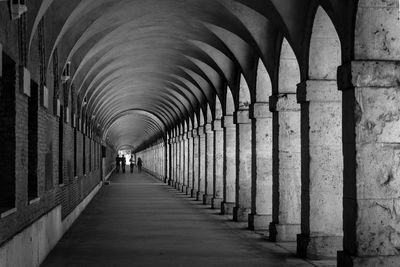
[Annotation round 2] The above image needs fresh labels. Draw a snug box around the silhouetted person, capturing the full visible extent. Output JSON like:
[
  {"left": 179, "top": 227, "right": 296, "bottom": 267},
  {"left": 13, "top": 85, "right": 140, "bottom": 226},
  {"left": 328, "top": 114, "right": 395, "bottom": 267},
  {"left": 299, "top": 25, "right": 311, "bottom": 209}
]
[
  {"left": 115, "top": 155, "right": 120, "bottom": 173},
  {"left": 121, "top": 155, "right": 126, "bottom": 173},
  {"left": 130, "top": 155, "right": 135, "bottom": 173},
  {"left": 137, "top": 157, "right": 142, "bottom": 173}
]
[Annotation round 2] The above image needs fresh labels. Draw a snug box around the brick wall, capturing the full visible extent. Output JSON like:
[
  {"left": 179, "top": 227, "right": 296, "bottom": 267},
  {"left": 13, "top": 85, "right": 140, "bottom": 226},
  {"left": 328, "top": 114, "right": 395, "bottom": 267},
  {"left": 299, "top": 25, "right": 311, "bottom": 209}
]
[{"left": 0, "top": 52, "right": 115, "bottom": 246}]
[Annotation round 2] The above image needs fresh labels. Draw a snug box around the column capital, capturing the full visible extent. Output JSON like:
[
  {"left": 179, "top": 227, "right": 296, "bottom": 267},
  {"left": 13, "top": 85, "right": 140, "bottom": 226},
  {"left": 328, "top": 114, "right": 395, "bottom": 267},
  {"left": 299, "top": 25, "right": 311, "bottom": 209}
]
[
  {"left": 197, "top": 125, "right": 206, "bottom": 135},
  {"left": 297, "top": 80, "right": 340, "bottom": 103},
  {"left": 337, "top": 60, "right": 400, "bottom": 91},
  {"left": 212, "top": 119, "right": 223, "bottom": 131},
  {"left": 250, "top": 102, "right": 272, "bottom": 119},
  {"left": 269, "top": 93, "right": 299, "bottom": 112},
  {"left": 234, "top": 110, "right": 251, "bottom": 124},
  {"left": 222, "top": 115, "right": 235, "bottom": 129},
  {"left": 204, "top": 123, "right": 213, "bottom": 134},
  {"left": 187, "top": 131, "right": 193, "bottom": 139}
]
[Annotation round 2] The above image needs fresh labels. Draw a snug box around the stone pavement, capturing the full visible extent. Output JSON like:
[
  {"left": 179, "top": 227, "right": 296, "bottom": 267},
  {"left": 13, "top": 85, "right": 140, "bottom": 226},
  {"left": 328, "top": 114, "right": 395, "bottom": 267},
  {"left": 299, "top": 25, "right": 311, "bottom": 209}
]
[{"left": 41, "top": 172, "right": 316, "bottom": 267}]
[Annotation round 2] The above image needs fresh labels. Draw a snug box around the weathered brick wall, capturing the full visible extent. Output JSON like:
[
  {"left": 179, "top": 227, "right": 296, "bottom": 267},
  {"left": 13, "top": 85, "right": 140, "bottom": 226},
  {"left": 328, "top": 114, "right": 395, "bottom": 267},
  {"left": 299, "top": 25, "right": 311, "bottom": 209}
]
[{"left": 0, "top": 53, "right": 114, "bottom": 246}]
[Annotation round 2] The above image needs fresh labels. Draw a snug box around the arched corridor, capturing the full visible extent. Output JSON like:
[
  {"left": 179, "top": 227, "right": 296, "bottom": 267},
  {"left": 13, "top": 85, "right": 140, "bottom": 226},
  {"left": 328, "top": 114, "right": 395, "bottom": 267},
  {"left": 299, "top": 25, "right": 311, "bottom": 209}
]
[{"left": 0, "top": 1, "right": 400, "bottom": 266}]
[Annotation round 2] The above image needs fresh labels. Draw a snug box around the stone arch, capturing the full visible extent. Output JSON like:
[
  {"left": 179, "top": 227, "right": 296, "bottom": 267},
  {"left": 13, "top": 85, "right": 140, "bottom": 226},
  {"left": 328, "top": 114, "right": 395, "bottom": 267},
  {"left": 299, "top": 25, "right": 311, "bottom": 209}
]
[
  {"left": 206, "top": 104, "right": 213, "bottom": 123},
  {"left": 297, "top": 6, "right": 344, "bottom": 259},
  {"left": 255, "top": 59, "right": 272, "bottom": 102},
  {"left": 199, "top": 108, "right": 205, "bottom": 126},
  {"left": 238, "top": 73, "right": 251, "bottom": 110},
  {"left": 225, "top": 86, "right": 235, "bottom": 115},
  {"left": 278, "top": 38, "right": 300, "bottom": 93},
  {"left": 215, "top": 96, "right": 223, "bottom": 120},
  {"left": 270, "top": 36, "right": 301, "bottom": 242}
]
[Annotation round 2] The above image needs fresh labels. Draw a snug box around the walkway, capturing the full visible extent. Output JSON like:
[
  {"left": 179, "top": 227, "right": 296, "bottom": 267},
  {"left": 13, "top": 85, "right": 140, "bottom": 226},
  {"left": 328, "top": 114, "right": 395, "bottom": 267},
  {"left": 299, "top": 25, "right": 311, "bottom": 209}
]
[{"left": 41, "top": 172, "right": 314, "bottom": 267}]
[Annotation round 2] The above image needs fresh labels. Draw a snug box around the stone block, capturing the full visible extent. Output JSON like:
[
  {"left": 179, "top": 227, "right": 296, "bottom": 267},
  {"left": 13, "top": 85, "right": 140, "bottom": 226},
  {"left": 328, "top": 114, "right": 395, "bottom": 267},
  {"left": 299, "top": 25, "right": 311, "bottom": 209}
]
[
  {"left": 221, "top": 202, "right": 235, "bottom": 215},
  {"left": 356, "top": 143, "right": 400, "bottom": 199},
  {"left": 356, "top": 198, "right": 400, "bottom": 257},
  {"left": 203, "top": 194, "right": 212, "bottom": 205},
  {"left": 274, "top": 223, "right": 301, "bottom": 242},
  {"left": 338, "top": 251, "right": 400, "bottom": 267},
  {"left": 248, "top": 214, "right": 272, "bottom": 230},
  {"left": 250, "top": 102, "right": 272, "bottom": 119},
  {"left": 233, "top": 206, "right": 250, "bottom": 222},
  {"left": 211, "top": 197, "right": 222, "bottom": 209}
]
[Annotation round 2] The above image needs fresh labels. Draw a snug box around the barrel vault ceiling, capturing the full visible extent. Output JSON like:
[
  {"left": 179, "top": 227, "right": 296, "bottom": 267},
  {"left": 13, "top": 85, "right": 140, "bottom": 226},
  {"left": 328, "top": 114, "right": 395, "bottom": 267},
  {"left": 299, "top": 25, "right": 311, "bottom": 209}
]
[{"left": 24, "top": 0, "right": 346, "bottom": 151}]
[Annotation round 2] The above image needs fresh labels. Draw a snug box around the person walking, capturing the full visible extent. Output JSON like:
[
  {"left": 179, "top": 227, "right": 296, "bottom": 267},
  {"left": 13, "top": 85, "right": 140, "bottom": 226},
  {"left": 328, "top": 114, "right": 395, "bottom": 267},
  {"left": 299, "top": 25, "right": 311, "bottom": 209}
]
[
  {"left": 115, "top": 155, "right": 120, "bottom": 173},
  {"left": 137, "top": 157, "right": 142, "bottom": 173},
  {"left": 121, "top": 155, "right": 126, "bottom": 173},
  {"left": 130, "top": 155, "right": 135, "bottom": 173}
]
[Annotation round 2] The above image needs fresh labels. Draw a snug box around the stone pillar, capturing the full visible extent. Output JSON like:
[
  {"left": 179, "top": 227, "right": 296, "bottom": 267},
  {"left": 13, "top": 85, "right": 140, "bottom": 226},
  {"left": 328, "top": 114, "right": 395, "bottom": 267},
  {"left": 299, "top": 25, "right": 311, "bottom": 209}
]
[
  {"left": 191, "top": 128, "right": 199, "bottom": 198},
  {"left": 177, "top": 134, "right": 184, "bottom": 190},
  {"left": 269, "top": 93, "right": 301, "bottom": 242},
  {"left": 221, "top": 115, "right": 236, "bottom": 215},
  {"left": 172, "top": 136, "right": 178, "bottom": 187},
  {"left": 212, "top": 119, "right": 224, "bottom": 209},
  {"left": 197, "top": 126, "right": 206, "bottom": 201},
  {"left": 186, "top": 131, "right": 194, "bottom": 195},
  {"left": 203, "top": 123, "right": 214, "bottom": 205},
  {"left": 181, "top": 133, "right": 188, "bottom": 192},
  {"left": 233, "top": 110, "right": 252, "bottom": 222},
  {"left": 167, "top": 139, "right": 172, "bottom": 185},
  {"left": 177, "top": 135, "right": 182, "bottom": 189},
  {"left": 337, "top": 61, "right": 400, "bottom": 266},
  {"left": 297, "top": 80, "right": 343, "bottom": 258},
  {"left": 248, "top": 102, "right": 273, "bottom": 230}
]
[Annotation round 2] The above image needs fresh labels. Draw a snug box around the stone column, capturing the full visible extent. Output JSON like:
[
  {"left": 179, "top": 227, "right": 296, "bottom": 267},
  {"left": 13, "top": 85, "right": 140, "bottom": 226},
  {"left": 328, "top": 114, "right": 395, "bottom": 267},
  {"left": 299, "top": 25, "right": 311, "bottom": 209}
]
[
  {"left": 337, "top": 61, "right": 400, "bottom": 267},
  {"left": 177, "top": 134, "right": 183, "bottom": 190},
  {"left": 191, "top": 128, "right": 199, "bottom": 198},
  {"left": 181, "top": 133, "right": 188, "bottom": 193},
  {"left": 203, "top": 123, "right": 214, "bottom": 205},
  {"left": 296, "top": 80, "right": 343, "bottom": 258},
  {"left": 212, "top": 119, "right": 224, "bottom": 209},
  {"left": 186, "top": 131, "right": 194, "bottom": 195},
  {"left": 177, "top": 135, "right": 182, "bottom": 189},
  {"left": 172, "top": 136, "right": 177, "bottom": 187},
  {"left": 221, "top": 115, "right": 236, "bottom": 214},
  {"left": 167, "top": 139, "right": 172, "bottom": 185},
  {"left": 233, "top": 110, "right": 252, "bottom": 222},
  {"left": 197, "top": 126, "right": 206, "bottom": 201},
  {"left": 248, "top": 102, "right": 273, "bottom": 230},
  {"left": 269, "top": 93, "right": 301, "bottom": 242}
]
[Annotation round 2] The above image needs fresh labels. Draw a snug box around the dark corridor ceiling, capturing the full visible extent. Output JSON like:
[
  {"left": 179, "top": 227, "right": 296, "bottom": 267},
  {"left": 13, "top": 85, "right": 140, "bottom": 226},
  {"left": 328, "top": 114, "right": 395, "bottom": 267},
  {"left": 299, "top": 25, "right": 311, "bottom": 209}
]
[{"left": 23, "top": 0, "right": 345, "bottom": 151}]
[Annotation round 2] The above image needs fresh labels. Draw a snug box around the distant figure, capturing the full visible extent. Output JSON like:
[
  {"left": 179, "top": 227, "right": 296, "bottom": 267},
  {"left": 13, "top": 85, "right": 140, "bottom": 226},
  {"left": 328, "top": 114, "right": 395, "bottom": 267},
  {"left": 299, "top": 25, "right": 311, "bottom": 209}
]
[
  {"left": 137, "top": 157, "right": 142, "bottom": 173},
  {"left": 121, "top": 155, "right": 126, "bottom": 173},
  {"left": 130, "top": 155, "right": 135, "bottom": 173},
  {"left": 115, "top": 155, "right": 120, "bottom": 173}
]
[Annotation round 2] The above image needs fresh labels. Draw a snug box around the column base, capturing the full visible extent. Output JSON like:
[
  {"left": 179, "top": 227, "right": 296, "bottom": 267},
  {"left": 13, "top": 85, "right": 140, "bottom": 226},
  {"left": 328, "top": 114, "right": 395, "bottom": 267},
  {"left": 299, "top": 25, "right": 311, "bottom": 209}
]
[
  {"left": 248, "top": 213, "right": 272, "bottom": 231},
  {"left": 196, "top": 191, "right": 204, "bottom": 201},
  {"left": 211, "top": 198, "right": 223, "bottom": 209},
  {"left": 297, "top": 234, "right": 342, "bottom": 259},
  {"left": 185, "top": 186, "right": 192, "bottom": 195},
  {"left": 174, "top": 182, "right": 179, "bottom": 189},
  {"left": 337, "top": 251, "right": 400, "bottom": 267},
  {"left": 203, "top": 194, "right": 213, "bottom": 205},
  {"left": 190, "top": 189, "right": 196, "bottom": 198},
  {"left": 181, "top": 185, "right": 187, "bottom": 193},
  {"left": 221, "top": 202, "right": 235, "bottom": 215},
  {"left": 269, "top": 223, "right": 300, "bottom": 242},
  {"left": 233, "top": 206, "right": 251, "bottom": 222},
  {"left": 168, "top": 179, "right": 173, "bottom": 186}
]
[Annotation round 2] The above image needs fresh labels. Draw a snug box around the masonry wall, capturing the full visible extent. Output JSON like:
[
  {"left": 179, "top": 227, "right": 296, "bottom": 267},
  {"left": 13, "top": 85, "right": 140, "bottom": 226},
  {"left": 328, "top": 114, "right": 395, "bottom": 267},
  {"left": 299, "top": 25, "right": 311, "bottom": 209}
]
[{"left": 0, "top": 24, "right": 115, "bottom": 264}]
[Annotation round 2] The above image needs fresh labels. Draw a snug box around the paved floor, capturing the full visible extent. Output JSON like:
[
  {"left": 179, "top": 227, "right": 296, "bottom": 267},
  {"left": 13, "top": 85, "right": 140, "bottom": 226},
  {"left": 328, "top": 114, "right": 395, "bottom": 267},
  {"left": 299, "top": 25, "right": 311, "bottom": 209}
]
[{"left": 41, "top": 172, "right": 316, "bottom": 267}]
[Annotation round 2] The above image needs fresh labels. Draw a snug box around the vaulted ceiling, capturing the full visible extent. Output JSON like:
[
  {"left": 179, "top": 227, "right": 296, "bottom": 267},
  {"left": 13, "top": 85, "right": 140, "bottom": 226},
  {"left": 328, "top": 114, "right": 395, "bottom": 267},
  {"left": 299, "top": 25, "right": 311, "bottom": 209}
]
[{"left": 23, "top": 0, "right": 351, "bottom": 151}]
